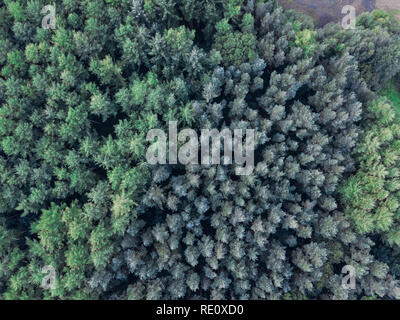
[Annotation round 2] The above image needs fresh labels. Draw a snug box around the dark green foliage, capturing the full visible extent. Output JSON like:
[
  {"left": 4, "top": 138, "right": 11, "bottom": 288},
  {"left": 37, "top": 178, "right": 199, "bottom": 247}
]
[
  {"left": 0, "top": 0, "right": 217, "bottom": 299},
  {"left": 0, "top": 0, "right": 400, "bottom": 300},
  {"left": 116, "top": 2, "right": 399, "bottom": 300},
  {"left": 380, "top": 80, "right": 400, "bottom": 116}
]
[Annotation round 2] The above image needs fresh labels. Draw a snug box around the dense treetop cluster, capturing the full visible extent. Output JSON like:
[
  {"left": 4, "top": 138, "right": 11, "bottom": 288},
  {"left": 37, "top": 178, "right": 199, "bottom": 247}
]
[{"left": 0, "top": 0, "right": 400, "bottom": 299}]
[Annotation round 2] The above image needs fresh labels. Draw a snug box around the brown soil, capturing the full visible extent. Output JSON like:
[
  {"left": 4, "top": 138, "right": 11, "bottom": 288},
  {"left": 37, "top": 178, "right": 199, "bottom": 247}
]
[
  {"left": 279, "top": 0, "right": 400, "bottom": 27},
  {"left": 376, "top": 0, "right": 400, "bottom": 11}
]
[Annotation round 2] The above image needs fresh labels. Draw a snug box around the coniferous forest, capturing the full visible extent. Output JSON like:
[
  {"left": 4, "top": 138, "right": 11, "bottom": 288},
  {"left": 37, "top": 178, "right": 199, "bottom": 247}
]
[{"left": 1, "top": 0, "right": 400, "bottom": 300}]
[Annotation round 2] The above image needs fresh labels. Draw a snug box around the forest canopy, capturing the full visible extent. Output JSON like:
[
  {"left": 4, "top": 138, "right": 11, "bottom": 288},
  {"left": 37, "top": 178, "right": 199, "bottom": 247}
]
[{"left": 0, "top": 0, "right": 400, "bottom": 300}]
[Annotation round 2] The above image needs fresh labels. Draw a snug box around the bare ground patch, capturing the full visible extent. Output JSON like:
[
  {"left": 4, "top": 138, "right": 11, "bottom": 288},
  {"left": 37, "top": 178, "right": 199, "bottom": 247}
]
[
  {"left": 278, "top": 0, "right": 373, "bottom": 27},
  {"left": 376, "top": 0, "right": 400, "bottom": 11}
]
